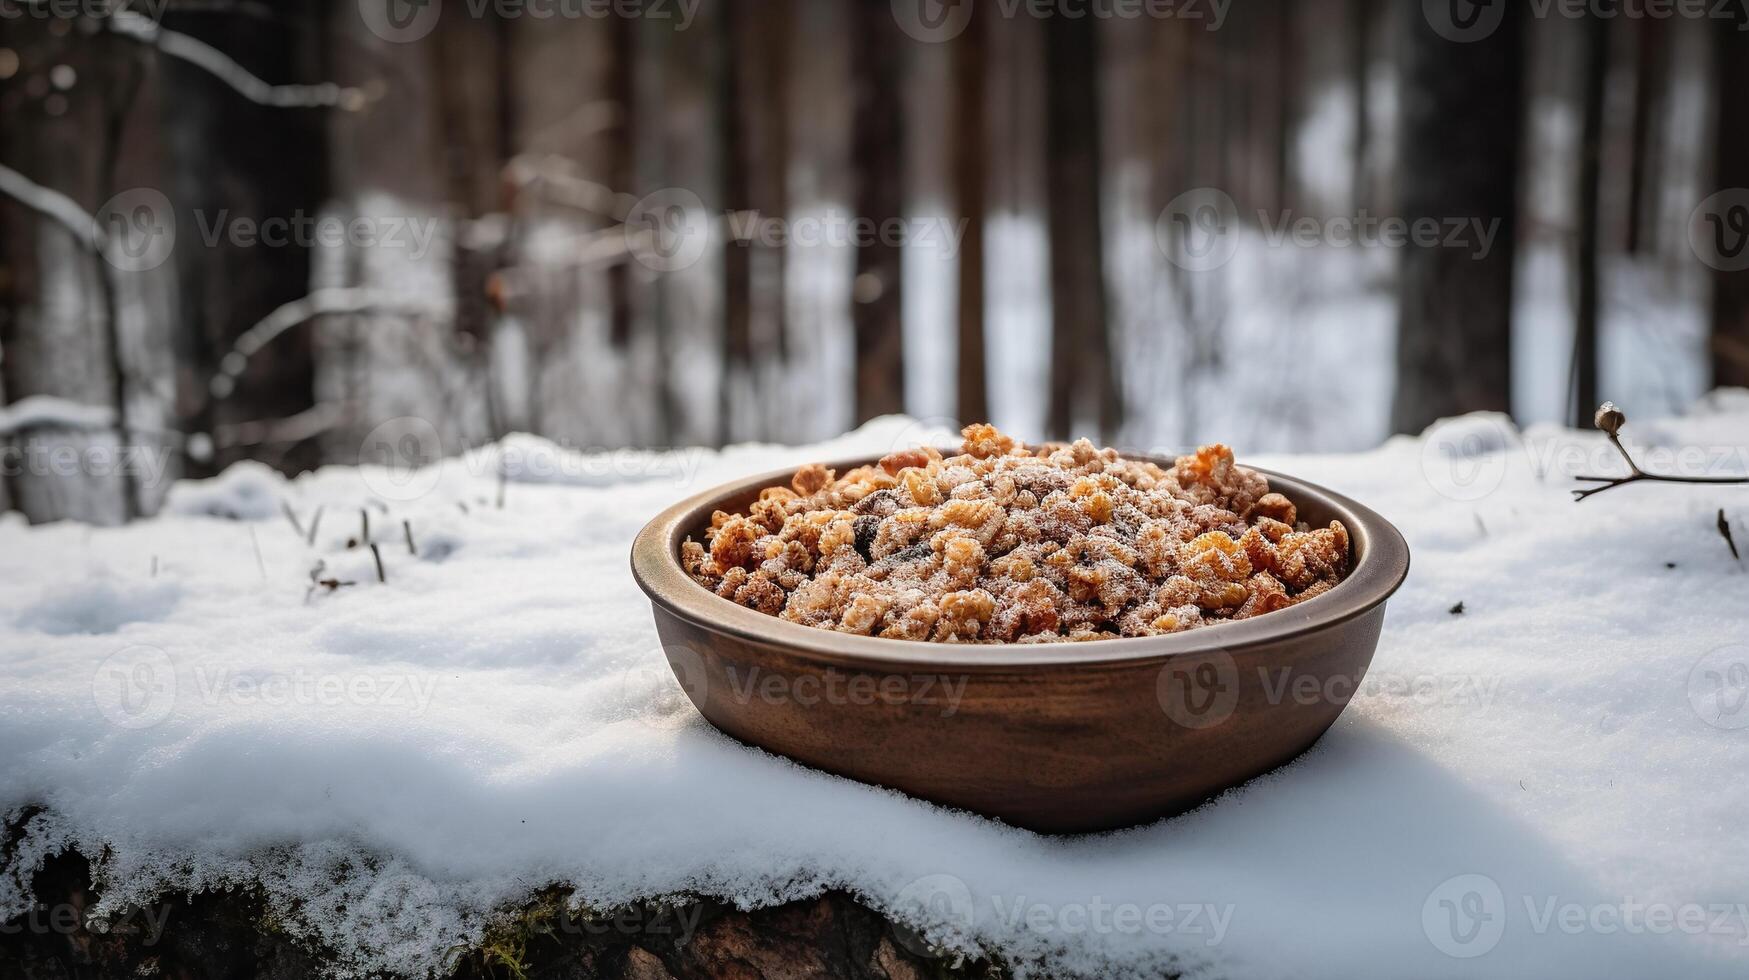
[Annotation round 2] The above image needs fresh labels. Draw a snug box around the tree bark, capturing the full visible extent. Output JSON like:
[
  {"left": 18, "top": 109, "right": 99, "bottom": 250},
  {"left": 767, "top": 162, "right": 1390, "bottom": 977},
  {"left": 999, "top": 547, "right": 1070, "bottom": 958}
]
[
  {"left": 1712, "top": 10, "right": 1749, "bottom": 388},
  {"left": 1573, "top": 13, "right": 1608, "bottom": 426},
  {"left": 850, "top": 0, "right": 906, "bottom": 422},
  {"left": 159, "top": 2, "right": 329, "bottom": 478},
  {"left": 954, "top": 5, "right": 988, "bottom": 426},
  {"left": 1390, "top": 4, "right": 1524, "bottom": 434},
  {"left": 1624, "top": 16, "right": 1666, "bottom": 256},
  {"left": 1044, "top": 17, "right": 1118, "bottom": 441}
]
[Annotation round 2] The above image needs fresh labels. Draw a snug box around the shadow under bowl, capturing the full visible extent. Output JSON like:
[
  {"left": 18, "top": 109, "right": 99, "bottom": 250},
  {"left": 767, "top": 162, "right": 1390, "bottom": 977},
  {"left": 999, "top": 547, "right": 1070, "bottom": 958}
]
[{"left": 630, "top": 455, "right": 1410, "bottom": 834}]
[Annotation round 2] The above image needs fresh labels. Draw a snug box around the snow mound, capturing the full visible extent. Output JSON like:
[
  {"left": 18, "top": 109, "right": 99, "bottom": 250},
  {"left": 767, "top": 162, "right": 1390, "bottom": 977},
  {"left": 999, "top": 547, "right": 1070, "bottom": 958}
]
[
  {"left": 1, "top": 411, "right": 1747, "bottom": 979},
  {"left": 164, "top": 460, "right": 290, "bottom": 521}
]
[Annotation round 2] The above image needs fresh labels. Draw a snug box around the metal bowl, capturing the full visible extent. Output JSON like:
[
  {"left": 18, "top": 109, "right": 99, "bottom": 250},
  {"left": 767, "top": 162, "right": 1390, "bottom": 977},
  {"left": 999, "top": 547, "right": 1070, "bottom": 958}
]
[{"left": 630, "top": 455, "right": 1410, "bottom": 833}]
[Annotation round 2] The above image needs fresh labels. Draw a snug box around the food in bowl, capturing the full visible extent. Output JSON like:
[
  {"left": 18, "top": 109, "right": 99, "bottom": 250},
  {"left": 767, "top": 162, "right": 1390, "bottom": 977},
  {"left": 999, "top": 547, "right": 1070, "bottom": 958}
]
[{"left": 681, "top": 425, "right": 1350, "bottom": 643}]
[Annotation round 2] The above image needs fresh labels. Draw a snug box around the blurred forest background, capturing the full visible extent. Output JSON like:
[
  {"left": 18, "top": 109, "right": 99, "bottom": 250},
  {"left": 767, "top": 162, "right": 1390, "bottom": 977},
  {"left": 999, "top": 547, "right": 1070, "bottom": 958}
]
[{"left": 2, "top": 0, "right": 1748, "bottom": 524}]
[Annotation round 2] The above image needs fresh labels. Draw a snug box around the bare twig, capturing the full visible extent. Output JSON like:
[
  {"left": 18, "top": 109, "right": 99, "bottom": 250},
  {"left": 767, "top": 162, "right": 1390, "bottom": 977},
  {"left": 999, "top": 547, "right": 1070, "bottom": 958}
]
[
  {"left": 281, "top": 501, "right": 306, "bottom": 539},
  {"left": 108, "top": 12, "right": 373, "bottom": 111},
  {"left": 209, "top": 288, "right": 443, "bottom": 399},
  {"left": 403, "top": 519, "right": 417, "bottom": 556},
  {"left": 306, "top": 505, "right": 324, "bottom": 546},
  {"left": 1573, "top": 403, "right": 1749, "bottom": 501},
  {"left": 370, "top": 543, "right": 386, "bottom": 584},
  {"left": 249, "top": 526, "right": 267, "bottom": 581},
  {"left": 360, "top": 508, "right": 371, "bottom": 546},
  {"left": 1722, "top": 510, "right": 1741, "bottom": 562}
]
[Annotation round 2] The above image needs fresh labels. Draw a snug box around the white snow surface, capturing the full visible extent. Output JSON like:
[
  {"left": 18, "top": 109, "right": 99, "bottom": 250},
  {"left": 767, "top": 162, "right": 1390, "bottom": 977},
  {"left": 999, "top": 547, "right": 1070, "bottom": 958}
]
[{"left": 3, "top": 406, "right": 1749, "bottom": 979}]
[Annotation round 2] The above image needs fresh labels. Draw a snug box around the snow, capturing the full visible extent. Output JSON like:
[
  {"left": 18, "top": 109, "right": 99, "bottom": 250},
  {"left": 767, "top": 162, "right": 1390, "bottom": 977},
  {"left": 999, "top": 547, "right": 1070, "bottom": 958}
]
[
  {"left": 0, "top": 394, "right": 114, "bottom": 436},
  {"left": 3, "top": 407, "right": 1748, "bottom": 979}
]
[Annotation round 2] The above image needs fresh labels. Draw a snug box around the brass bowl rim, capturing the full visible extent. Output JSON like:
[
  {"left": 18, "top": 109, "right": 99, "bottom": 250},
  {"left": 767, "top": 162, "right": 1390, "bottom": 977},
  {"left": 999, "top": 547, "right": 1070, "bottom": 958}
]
[{"left": 630, "top": 453, "right": 1410, "bottom": 671}]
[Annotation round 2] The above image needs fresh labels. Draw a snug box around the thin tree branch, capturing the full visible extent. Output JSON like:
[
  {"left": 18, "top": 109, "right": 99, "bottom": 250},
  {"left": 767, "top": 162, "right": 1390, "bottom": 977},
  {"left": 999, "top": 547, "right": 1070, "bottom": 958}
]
[{"left": 108, "top": 11, "right": 372, "bottom": 111}]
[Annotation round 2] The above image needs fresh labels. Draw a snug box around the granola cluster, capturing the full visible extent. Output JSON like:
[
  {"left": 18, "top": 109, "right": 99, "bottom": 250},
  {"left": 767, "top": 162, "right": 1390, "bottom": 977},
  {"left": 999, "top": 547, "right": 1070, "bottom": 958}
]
[{"left": 681, "top": 425, "right": 1351, "bottom": 643}]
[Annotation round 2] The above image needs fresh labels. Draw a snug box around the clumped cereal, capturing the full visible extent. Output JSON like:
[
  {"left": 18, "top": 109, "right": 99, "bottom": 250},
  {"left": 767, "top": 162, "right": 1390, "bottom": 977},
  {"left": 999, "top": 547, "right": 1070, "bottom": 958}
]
[{"left": 683, "top": 426, "right": 1351, "bottom": 643}]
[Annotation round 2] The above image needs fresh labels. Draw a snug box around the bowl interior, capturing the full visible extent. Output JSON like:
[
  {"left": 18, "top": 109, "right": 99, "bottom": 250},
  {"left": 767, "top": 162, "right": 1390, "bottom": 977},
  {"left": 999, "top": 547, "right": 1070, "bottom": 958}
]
[{"left": 634, "top": 453, "right": 1410, "bottom": 670}]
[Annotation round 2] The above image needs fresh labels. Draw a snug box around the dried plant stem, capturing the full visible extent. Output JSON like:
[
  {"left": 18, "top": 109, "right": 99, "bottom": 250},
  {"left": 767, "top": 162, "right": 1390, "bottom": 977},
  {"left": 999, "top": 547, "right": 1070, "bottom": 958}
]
[
  {"left": 403, "top": 519, "right": 417, "bottom": 556},
  {"left": 1573, "top": 431, "right": 1749, "bottom": 501},
  {"left": 370, "top": 543, "right": 386, "bottom": 584}
]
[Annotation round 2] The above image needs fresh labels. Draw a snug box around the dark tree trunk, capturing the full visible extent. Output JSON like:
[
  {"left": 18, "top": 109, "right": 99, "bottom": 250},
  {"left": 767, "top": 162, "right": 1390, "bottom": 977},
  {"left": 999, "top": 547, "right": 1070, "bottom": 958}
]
[
  {"left": 1044, "top": 17, "right": 1118, "bottom": 441},
  {"left": 1390, "top": 5, "right": 1524, "bottom": 434},
  {"left": 1624, "top": 16, "right": 1666, "bottom": 256},
  {"left": 1712, "top": 11, "right": 1749, "bottom": 388},
  {"left": 721, "top": 0, "right": 790, "bottom": 443},
  {"left": 608, "top": 12, "right": 638, "bottom": 351},
  {"left": 1573, "top": 14, "right": 1608, "bottom": 426},
  {"left": 1350, "top": 0, "right": 1374, "bottom": 212},
  {"left": 849, "top": 0, "right": 906, "bottom": 423},
  {"left": 159, "top": 3, "right": 329, "bottom": 478},
  {"left": 954, "top": 5, "right": 988, "bottom": 426}
]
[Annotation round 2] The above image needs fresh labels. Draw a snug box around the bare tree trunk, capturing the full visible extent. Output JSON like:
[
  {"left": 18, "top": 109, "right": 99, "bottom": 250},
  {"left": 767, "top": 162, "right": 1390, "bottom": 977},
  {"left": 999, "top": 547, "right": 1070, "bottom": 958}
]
[
  {"left": 955, "top": 4, "right": 988, "bottom": 426},
  {"left": 1390, "top": 5, "right": 1524, "bottom": 433},
  {"left": 721, "top": 0, "right": 791, "bottom": 443},
  {"left": 850, "top": 0, "right": 905, "bottom": 422},
  {"left": 1351, "top": 0, "right": 1374, "bottom": 212},
  {"left": 160, "top": 2, "right": 329, "bottom": 478},
  {"left": 1044, "top": 17, "right": 1118, "bottom": 441},
  {"left": 1713, "top": 10, "right": 1749, "bottom": 388},
  {"left": 1624, "top": 16, "right": 1666, "bottom": 256},
  {"left": 1573, "top": 13, "right": 1608, "bottom": 426}
]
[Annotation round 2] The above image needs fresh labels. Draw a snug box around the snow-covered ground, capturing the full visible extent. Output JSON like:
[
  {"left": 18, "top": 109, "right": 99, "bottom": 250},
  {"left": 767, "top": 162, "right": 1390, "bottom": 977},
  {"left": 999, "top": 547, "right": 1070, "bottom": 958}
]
[{"left": 3, "top": 401, "right": 1748, "bottom": 979}]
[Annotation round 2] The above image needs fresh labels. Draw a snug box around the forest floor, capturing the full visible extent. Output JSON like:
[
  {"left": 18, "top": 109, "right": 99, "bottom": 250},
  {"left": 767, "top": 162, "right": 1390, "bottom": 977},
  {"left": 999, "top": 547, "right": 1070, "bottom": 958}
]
[{"left": 3, "top": 403, "right": 1748, "bottom": 979}]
